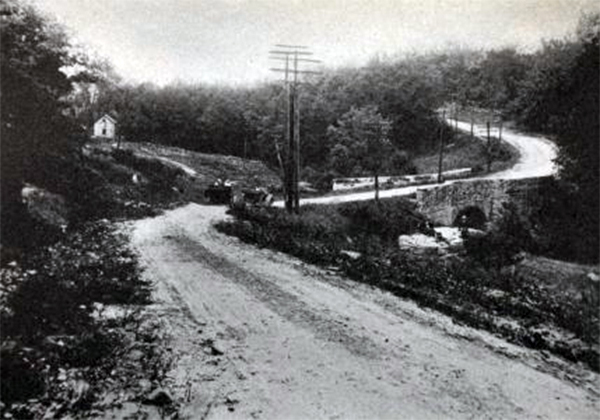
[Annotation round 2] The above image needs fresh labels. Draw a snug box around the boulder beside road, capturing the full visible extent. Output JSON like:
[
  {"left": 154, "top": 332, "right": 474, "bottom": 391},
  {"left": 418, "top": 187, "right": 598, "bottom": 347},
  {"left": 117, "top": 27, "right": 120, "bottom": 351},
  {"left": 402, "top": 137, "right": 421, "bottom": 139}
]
[{"left": 398, "top": 227, "right": 484, "bottom": 253}]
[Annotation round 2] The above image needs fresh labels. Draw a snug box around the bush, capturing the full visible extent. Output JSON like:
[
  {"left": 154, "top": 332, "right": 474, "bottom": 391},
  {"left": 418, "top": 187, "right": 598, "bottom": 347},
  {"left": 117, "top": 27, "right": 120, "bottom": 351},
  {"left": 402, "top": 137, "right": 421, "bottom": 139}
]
[
  {"left": 220, "top": 204, "right": 350, "bottom": 265},
  {"left": 218, "top": 198, "right": 599, "bottom": 371},
  {"left": 336, "top": 197, "right": 432, "bottom": 245},
  {"left": 530, "top": 180, "right": 599, "bottom": 264},
  {"left": 220, "top": 198, "right": 431, "bottom": 263},
  {"left": 0, "top": 222, "right": 152, "bottom": 408},
  {"left": 472, "top": 164, "right": 485, "bottom": 173},
  {"left": 300, "top": 167, "right": 337, "bottom": 192},
  {"left": 0, "top": 344, "right": 46, "bottom": 405},
  {"left": 463, "top": 202, "right": 535, "bottom": 269},
  {"left": 314, "top": 172, "right": 336, "bottom": 191},
  {"left": 339, "top": 249, "right": 598, "bottom": 370}
]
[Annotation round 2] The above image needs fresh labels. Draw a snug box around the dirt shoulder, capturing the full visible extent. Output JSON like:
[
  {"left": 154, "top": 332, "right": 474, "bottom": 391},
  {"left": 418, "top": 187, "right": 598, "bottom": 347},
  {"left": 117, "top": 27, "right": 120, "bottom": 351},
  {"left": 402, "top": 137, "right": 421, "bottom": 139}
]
[{"left": 129, "top": 203, "right": 598, "bottom": 419}]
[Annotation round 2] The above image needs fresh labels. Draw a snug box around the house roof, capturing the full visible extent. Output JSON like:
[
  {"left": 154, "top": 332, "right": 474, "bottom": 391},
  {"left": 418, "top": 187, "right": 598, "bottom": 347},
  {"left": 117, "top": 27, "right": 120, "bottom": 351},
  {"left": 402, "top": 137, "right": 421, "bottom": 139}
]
[{"left": 96, "top": 114, "right": 116, "bottom": 124}]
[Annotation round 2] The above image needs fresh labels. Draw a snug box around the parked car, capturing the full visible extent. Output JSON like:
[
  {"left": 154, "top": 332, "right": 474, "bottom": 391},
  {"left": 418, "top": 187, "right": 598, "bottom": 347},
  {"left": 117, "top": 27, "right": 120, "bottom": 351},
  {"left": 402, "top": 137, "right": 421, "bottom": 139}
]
[{"left": 205, "top": 179, "right": 233, "bottom": 204}]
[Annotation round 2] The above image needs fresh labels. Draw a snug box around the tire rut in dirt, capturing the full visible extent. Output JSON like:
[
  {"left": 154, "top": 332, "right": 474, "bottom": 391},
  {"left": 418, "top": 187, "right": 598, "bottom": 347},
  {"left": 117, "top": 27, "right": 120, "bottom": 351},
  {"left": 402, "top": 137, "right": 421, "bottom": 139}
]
[{"left": 165, "top": 233, "right": 381, "bottom": 359}]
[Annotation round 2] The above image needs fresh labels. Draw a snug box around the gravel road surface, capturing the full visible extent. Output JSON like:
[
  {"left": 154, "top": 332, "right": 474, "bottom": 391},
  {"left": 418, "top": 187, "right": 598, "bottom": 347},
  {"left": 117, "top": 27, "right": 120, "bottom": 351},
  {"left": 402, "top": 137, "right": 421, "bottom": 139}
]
[{"left": 130, "top": 204, "right": 598, "bottom": 419}]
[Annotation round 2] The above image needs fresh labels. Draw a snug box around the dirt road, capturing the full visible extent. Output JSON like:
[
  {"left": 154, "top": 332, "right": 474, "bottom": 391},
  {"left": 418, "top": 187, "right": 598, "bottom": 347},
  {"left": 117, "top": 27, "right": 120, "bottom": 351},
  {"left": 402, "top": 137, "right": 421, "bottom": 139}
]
[
  {"left": 130, "top": 204, "right": 598, "bottom": 419},
  {"left": 456, "top": 121, "right": 557, "bottom": 180},
  {"left": 283, "top": 122, "right": 557, "bottom": 206}
]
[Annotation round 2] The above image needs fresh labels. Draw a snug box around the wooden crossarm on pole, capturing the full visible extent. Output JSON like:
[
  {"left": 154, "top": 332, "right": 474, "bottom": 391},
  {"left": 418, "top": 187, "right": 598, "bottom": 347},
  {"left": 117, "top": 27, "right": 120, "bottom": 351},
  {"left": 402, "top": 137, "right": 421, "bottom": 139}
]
[
  {"left": 269, "top": 50, "right": 314, "bottom": 56},
  {"left": 269, "top": 56, "right": 322, "bottom": 64},
  {"left": 274, "top": 44, "right": 309, "bottom": 49},
  {"left": 269, "top": 68, "right": 322, "bottom": 75}
]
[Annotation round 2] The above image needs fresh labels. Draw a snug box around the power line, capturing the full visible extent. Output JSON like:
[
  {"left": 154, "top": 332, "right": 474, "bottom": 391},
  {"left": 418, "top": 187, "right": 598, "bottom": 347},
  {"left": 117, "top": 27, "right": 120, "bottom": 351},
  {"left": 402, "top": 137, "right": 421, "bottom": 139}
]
[
  {"left": 274, "top": 44, "right": 309, "bottom": 49},
  {"left": 269, "top": 45, "right": 321, "bottom": 213}
]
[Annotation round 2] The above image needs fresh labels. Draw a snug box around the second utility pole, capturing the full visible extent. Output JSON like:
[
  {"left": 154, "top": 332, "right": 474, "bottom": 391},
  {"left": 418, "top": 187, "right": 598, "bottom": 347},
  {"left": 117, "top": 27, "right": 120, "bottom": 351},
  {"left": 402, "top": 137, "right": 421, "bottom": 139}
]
[{"left": 437, "top": 110, "right": 446, "bottom": 183}]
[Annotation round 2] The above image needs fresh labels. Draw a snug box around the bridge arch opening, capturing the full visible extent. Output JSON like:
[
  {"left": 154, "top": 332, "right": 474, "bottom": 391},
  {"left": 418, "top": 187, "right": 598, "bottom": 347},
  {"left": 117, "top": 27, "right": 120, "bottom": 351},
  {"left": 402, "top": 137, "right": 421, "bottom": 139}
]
[{"left": 454, "top": 206, "right": 487, "bottom": 230}]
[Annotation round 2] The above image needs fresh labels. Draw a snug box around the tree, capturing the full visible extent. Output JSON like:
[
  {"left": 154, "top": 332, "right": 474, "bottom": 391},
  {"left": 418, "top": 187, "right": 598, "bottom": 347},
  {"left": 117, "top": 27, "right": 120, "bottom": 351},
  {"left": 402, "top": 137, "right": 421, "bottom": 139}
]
[
  {"left": 511, "top": 12, "right": 599, "bottom": 262},
  {"left": 550, "top": 14, "right": 599, "bottom": 262},
  {"left": 0, "top": 0, "right": 82, "bottom": 247},
  {"left": 327, "top": 106, "right": 393, "bottom": 202},
  {"left": 552, "top": 13, "right": 599, "bottom": 190}
]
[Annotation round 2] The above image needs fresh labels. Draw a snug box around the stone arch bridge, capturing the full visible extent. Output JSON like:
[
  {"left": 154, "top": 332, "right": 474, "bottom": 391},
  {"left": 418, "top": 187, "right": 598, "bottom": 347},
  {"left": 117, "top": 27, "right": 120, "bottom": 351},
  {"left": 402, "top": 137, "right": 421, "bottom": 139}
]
[{"left": 416, "top": 177, "right": 553, "bottom": 228}]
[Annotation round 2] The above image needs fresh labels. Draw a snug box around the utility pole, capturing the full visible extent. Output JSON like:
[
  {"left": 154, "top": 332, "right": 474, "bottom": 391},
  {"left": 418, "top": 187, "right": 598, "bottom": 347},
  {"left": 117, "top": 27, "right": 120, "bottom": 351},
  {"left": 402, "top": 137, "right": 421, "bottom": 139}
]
[
  {"left": 293, "top": 59, "right": 301, "bottom": 212},
  {"left": 498, "top": 118, "right": 503, "bottom": 142},
  {"left": 470, "top": 108, "right": 474, "bottom": 139},
  {"left": 465, "top": 99, "right": 474, "bottom": 139},
  {"left": 269, "top": 45, "right": 321, "bottom": 213},
  {"left": 486, "top": 121, "right": 492, "bottom": 173},
  {"left": 454, "top": 100, "right": 458, "bottom": 132},
  {"left": 361, "top": 120, "right": 390, "bottom": 203},
  {"left": 437, "top": 110, "right": 446, "bottom": 183}
]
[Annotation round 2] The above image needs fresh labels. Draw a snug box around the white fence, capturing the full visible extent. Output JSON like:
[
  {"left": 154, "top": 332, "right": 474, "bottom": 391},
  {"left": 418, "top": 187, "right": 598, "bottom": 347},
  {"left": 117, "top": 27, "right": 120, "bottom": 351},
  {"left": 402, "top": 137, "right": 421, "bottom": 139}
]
[{"left": 332, "top": 168, "right": 473, "bottom": 191}]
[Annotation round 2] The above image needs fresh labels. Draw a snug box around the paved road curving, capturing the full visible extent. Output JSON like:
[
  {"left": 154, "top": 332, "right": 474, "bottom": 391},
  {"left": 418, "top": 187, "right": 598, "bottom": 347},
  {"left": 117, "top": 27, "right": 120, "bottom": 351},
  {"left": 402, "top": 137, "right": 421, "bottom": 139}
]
[
  {"left": 460, "top": 121, "right": 558, "bottom": 180},
  {"left": 276, "top": 122, "right": 558, "bottom": 206}
]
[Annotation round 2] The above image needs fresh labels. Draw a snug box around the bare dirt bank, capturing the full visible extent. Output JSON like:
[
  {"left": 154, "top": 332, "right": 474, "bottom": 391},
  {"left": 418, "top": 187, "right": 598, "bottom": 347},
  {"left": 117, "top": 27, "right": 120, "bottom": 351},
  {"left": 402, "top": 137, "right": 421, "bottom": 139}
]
[{"left": 129, "top": 203, "right": 598, "bottom": 419}]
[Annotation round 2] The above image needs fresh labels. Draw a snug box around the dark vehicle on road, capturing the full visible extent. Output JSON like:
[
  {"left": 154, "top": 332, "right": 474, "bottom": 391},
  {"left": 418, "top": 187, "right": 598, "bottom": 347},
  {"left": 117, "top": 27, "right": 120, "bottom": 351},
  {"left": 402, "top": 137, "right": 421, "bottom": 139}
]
[{"left": 205, "top": 180, "right": 233, "bottom": 204}]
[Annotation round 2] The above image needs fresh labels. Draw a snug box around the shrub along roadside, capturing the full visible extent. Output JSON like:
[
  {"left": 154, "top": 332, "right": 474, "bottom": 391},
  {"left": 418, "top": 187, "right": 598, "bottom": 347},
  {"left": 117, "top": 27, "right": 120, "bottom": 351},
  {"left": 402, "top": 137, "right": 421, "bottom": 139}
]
[
  {"left": 216, "top": 201, "right": 599, "bottom": 372},
  {"left": 216, "top": 197, "right": 432, "bottom": 265},
  {"left": 0, "top": 221, "right": 173, "bottom": 418},
  {"left": 1, "top": 146, "right": 188, "bottom": 267},
  {"left": 0, "top": 144, "right": 206, "bottom": 416}
]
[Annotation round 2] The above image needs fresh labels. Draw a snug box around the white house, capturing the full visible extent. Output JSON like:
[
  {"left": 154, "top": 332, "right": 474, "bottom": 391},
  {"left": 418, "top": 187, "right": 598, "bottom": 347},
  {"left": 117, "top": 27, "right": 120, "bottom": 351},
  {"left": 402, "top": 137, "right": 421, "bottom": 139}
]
[{"left": 93, "top": 114, "right": 117, "bottom": 139}]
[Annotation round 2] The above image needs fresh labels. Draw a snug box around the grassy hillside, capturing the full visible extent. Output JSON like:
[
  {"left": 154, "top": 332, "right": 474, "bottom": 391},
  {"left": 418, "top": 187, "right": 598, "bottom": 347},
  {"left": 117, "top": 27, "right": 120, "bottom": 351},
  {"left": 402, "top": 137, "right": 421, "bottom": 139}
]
[
  {"left": 3, "top": 141, "right": 281, "bottom": 263},
  {"left": 413, "top": 130, "right": 518, "bottom": 175},
  {"left": 118, "top": 142, "right": 281, "bottom": 191}
]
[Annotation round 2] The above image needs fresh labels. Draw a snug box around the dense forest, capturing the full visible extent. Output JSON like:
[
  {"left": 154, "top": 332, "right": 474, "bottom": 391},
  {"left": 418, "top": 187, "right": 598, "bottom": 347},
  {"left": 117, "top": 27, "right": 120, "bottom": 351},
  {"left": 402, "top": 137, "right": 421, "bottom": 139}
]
[
  {"left": 1, "top": 0, "right": 598, "bottom": 260},
  {"left": 79, "top": 14, "right": 598, "bottom": 184},
  {"left": 86, "top": 63, "right": 446, "bottom": 179}
]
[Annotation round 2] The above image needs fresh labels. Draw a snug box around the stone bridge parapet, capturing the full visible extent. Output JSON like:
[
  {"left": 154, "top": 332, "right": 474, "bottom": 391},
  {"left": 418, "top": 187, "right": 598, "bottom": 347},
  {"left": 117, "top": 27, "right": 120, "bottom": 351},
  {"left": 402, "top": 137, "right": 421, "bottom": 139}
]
[{"left": 416, "top": 177, "right": 553, "bottom": 227}]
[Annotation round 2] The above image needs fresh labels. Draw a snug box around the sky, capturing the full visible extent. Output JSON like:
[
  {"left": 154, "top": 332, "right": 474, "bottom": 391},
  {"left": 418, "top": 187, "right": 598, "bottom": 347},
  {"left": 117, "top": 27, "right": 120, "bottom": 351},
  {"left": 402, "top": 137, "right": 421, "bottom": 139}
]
[{"left": 35, "top": 0, "right": 599, "bottom": 86}]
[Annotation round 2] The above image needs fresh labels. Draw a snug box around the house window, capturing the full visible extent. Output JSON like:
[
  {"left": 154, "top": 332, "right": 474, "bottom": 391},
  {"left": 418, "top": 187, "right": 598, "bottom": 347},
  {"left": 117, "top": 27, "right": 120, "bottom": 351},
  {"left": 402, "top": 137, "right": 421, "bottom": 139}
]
[{"left": 102, "top": 120, "right": 107, "bottom": 136}]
